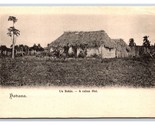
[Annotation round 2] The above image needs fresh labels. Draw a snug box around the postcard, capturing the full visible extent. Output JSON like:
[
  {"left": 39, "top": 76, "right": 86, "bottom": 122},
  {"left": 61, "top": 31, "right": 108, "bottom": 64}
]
[{"left": 0, "top": 6, "right": 155, "bottom": 118}]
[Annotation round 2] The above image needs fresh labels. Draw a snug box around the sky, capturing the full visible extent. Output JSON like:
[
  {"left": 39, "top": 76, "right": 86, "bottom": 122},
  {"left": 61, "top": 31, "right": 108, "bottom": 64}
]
[{"left": 1, "top": 6, "right": 155, "bottom": 47}]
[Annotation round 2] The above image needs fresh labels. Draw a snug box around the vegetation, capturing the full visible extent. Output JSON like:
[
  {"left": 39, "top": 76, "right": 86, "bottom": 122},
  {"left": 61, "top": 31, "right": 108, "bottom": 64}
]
[
  {"left": 0, "top": 57, "right": 155, "bottom": 88},
  {"left": 129, "top": 38, "right": 136, "bottom": 47},
  {"left": 143, "top": 36, "right": 150, "bottom": 48},
  {"left": 7, "top": 16, "right": 20, "bottom": 59},
  {"left": 0, "top": 44, "right": 44, "bottom": 57}
]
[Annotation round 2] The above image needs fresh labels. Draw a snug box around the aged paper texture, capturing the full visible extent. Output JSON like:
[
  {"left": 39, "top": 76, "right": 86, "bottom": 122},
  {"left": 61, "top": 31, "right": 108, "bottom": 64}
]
[{"left": 0, "top": 6, "right": 155, "bottom": 118}]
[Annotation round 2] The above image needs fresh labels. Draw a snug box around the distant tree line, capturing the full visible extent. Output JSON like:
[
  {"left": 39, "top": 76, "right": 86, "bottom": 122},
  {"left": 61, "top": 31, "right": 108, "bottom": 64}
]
[
  {"left": 129, "top": 36, "right": 155, "bottom": 58},
  {"left": 0, "top": 43, "right": 44, "bottom": 57},
  {"left": 129, "top": 36, "right": 155, "bottom": 48}
]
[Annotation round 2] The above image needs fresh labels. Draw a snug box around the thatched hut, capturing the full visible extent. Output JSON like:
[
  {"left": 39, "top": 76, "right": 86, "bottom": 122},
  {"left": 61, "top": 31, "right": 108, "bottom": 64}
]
[
  {"left": 49, "top": 30, "right": 116, "bottom": 58},
  {"left": 112, "top": 39, "right": 130, "bottom": 58}
]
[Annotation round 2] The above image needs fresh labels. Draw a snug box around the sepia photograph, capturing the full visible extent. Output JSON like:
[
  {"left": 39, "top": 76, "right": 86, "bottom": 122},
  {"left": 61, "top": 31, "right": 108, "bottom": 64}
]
[{"left": 0, "top": 6, "right": 155, "bottom": 118}]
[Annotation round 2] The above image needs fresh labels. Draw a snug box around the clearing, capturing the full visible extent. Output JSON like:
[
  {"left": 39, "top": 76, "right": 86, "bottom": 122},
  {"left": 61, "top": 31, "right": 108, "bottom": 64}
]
[{"left": 0, "top": 56, "right": 155, "bottom": 87}]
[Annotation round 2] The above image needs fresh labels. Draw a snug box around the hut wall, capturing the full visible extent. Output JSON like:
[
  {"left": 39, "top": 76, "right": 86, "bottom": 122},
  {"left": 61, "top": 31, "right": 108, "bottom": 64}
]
[
  {"left": 116, "top": 48, "right": 129, "bottom": 58},
  {"left": 123, "top": 50, "right": 129, "bottom": 57},
  {"left": 77, "top": 48, "right": 82, "bottom": 56},
  {"left": 99, "top": 46, "right": 115, "bottom": 58},
  {"left": 86, "top": 48, "right": 100, "bottom": 57},
  {"left": 128, "top": 46, "right": 136, "bottom": 57}
]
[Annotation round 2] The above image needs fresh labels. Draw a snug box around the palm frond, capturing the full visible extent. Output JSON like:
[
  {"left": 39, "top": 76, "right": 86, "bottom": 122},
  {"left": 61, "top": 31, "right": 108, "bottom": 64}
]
[
  {"left": 7, "top": 26, "right": 20, "bottom": 37},
  {"left": 7, "top": 32, "right": 12, "bottom": 37},
  {"left": 8, "top": 16, "right": 17, "bottom": 23}
]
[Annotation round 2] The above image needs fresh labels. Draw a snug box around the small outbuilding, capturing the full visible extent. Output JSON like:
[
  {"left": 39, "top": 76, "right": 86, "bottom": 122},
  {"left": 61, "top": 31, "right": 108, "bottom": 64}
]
[{"left": 112, "top": 39, "right": 131, "bottom": 58}]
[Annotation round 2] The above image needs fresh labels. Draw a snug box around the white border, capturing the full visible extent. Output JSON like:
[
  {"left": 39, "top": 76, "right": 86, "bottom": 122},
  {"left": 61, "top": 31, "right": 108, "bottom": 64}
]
[
  {"left": 1, "top": 121, "right": 155, "bottom": 125},
  {"left": 0, "top": 0, "right": 155, "bottom": 5},
  {"left": 0, "top": 0, "right": 155, "bottom": 125}
]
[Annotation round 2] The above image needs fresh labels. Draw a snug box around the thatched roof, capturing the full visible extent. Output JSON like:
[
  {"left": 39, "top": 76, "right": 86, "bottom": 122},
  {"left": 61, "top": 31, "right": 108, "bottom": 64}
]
[
  {"left": 112, "top": 39, "right": 131, "bottom": 52},
  {"left": 49, "top": 30, "right": 115, "bottom": 49}
]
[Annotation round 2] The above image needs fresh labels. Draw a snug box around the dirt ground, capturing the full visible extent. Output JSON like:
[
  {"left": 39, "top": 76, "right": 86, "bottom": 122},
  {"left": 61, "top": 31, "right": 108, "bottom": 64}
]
[{"left": 0, "top": 56, "right": 155, "bottom": 87}]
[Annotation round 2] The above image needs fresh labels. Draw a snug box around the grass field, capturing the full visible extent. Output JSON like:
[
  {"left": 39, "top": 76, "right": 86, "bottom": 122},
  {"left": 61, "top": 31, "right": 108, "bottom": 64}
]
[{"left": 0, "top": 56, "right": 155, "bottom": 87}]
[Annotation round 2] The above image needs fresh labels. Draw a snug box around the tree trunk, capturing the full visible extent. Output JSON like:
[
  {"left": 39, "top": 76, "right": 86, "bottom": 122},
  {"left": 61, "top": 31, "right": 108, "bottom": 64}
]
[
  {"left": 21, "top": 47, "right": 23, "bottom": 56},
  {"left": 12, "top": 33, "right": 15, "bottom": 59}
]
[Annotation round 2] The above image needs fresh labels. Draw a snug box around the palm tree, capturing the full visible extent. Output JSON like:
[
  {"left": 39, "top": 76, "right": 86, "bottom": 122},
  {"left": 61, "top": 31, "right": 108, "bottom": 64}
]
[
  {"left": 143, "top": 36, "right": 150, "bottom": 48},
  {"left": 7, "top": 16, "right": 20, "bottom": 59},
  {"left": 129, "top": 38, "right": 136, "bottom": 47}
]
